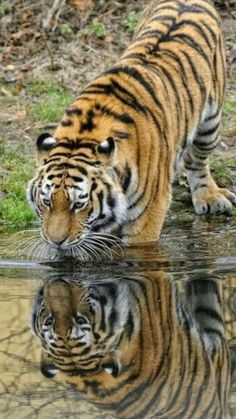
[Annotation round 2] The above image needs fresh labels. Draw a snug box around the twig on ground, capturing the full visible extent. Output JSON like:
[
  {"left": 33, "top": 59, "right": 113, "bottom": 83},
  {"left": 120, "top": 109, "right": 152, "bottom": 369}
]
[
  {"left": 37, "top": 26, "right": 59, "bottom": 70},
  {"left": 42, "top": 0, "right": 67, "bottom": 31}
]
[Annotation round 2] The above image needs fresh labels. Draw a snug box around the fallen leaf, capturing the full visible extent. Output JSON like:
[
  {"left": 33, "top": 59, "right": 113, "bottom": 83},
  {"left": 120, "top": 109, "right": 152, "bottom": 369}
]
[{"left": 70, "top": 0, "right": 93, "bottom": 11}]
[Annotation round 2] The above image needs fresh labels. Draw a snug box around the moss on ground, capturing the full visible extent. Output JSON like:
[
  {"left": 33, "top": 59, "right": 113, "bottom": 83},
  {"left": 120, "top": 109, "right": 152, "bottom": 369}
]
[
  {"left": 29, "top": 81, "right": 74, "bottom": 123},
  {"left": 0, "top": 141, "right": 35, "bottom": 227}
]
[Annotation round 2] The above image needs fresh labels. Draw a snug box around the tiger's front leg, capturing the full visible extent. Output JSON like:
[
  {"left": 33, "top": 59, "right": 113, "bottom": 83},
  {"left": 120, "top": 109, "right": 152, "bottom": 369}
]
[
  {"left": 187, "top": 163, "right": 236, "bottom": 215},
  {"left": 121, "top": 188, "right": 172, "bottom": 244},
  {"left": 185, "top": 108, "right": 236, "bottom": 215}
]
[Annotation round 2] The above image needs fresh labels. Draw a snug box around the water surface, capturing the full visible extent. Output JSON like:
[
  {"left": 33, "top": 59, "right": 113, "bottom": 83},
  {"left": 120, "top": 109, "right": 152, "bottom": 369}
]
[{"left": 0, "top": 217, "right": 236, "bottom": 418}]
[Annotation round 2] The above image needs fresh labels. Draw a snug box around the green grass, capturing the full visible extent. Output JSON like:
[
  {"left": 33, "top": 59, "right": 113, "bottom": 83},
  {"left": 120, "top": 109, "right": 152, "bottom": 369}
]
[
  {"left": 210, "top": 156, "right": 235, "bottom": 187},
  {"left": 0, "top": 141, "right": 35, "bottom": 227},
  {"left": 84, "top": 18, "right": 107, "bottom": 39},
  {"left": 122, "top": 11, "right": 140, "bottom": 32},
  {"left": 59, "top": 23, "right": 74, "bottom": 38},
  {"left": 0, "top": 79, "right": 74, "bottom": 123},
  {"left": 30, "top": 82, "right": 74, "bottom": 123},
  {"left": 0, "top": 2, "right": 12, "bottom": 18},
  {"left": 223, "top": 99, "right": 236, "bottom": 117}
]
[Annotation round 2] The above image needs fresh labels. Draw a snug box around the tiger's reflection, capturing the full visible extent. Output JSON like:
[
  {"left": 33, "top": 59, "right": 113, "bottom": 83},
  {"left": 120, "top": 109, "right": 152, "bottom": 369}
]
[{"left": 31, "top": 271, "right": 230, "bottom": 418}]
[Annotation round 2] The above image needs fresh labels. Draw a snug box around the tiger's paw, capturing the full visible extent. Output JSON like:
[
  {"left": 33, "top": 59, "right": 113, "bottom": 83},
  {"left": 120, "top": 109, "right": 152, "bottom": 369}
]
[{"left": 192, "top": 187, "right": 236, "bottom": 215}]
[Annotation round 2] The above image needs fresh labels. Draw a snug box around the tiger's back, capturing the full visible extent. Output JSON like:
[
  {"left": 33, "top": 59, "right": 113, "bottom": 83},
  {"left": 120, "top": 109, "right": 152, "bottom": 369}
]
[{"left": 28, "top": 0, "right": 235, "bottom": 254}]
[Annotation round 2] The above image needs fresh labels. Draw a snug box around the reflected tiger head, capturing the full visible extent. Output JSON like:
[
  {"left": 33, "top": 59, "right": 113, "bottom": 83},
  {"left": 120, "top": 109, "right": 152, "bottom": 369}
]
[
  {"left": 32, "top": 277, "right": 134, "bottom": 379},
  {"left": 27, "top": 131, "right": 127, "bottom": 258}
]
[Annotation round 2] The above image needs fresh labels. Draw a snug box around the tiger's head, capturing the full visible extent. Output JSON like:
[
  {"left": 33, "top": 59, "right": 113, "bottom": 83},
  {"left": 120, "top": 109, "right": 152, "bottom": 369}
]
[
  {"left": 32, "top": 277, "right": 134, "bottom": 378},
  {"left": 27, "top": 132, "right": 127, "bottom": 258}
]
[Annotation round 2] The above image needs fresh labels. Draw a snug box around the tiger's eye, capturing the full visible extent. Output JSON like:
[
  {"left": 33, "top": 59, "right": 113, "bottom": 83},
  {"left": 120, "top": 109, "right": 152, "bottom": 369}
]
[
  {"left": 43, "top": 198, "right": 50, "bottom": 207},
  {"left": 72, "top": 202, "right": 86, "bottom": 212},
  {"left": 74, "top": 314, "right": 87, "bottom": 325},
  {"left": 44, "top": 315, "right": 53, "bottom": 327}
]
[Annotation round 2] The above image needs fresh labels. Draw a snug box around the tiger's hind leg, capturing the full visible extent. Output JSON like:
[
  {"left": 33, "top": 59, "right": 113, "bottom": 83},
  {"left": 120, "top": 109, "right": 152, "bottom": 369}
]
[{"left": 184, "top": 106, "right": 236, "bottom": 214}]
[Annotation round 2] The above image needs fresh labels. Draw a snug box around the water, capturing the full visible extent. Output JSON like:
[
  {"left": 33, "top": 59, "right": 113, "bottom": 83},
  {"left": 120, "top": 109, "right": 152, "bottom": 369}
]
[{"left": 0, "top": 216, "right": 236, "bottom": 419}]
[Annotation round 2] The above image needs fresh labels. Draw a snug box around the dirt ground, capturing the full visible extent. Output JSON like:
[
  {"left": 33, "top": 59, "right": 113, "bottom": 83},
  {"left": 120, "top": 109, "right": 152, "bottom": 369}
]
[{"left": 0, "top": 0, "right": 235, "bottom": 209}]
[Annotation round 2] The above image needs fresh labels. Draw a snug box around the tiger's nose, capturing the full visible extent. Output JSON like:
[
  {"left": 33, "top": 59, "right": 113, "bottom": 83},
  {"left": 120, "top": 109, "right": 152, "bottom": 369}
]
[
  {"left": 49, "top": 236, "right": 68, "bottom": 248},
  {"left": 54, "top": 239, "right": 66, "bottom": 246}
]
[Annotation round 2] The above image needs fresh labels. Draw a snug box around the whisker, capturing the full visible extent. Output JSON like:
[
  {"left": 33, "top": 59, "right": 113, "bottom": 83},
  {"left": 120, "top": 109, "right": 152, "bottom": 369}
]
[
  {"left": 79, "top": 244, "right": 94, "bottom": 261},
  {"left": 84, "top": 238, "right": 113, "bottom": 259},
  {"left": 80, "top": 242, "right": 101, "bottom": 261},
  {"left": 90, "top": 232, "right": 124, "bottom": 243},
  {"left": 86, "top": 234, "right": 124, "bottom": 258}
]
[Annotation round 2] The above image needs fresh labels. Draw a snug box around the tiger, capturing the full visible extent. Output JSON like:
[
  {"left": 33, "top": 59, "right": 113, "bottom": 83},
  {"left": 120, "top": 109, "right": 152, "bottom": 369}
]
[
  {"left": 27, "top": 0, "right": 236, "bottom": 257},
  {"left": 32, "top": 271, "right": 230, "bottom": 418}
]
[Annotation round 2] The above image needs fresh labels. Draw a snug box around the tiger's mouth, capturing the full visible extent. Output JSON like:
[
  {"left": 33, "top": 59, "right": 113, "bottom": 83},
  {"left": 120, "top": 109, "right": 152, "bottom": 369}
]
[{"left": 41, "top": 231, "right": 123, "bottom": 261}]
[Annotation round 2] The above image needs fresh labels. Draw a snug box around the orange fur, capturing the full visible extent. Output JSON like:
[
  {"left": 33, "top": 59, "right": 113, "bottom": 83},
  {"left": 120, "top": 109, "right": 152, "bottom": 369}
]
[{"left": 28, "top": 0, "right": 235, "bottom": 254}]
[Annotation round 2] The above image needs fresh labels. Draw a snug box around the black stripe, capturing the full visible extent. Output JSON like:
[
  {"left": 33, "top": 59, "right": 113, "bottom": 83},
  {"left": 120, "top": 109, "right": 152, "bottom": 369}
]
[
  {"left": 47, "top": 173, "right": 63, "bottom": 180},
  {"left": 173, "top": 33, "right": 212, "bottom": 69},
  {"left": 73, "top": 158, "right": 100, "bottom": 166},
  {"left": 126, "top": 311, "right": 135, "bottom": 341},
  {"left": 137, "top": 29, "right": 163, "bottom": 39},
  {"left": 74, "top": 152, "right": 89, "bottom": 159},
  {"left": 65, "top": 108, "right": 82, "bottom": 116},
  {"left": 105, "top": 66, "right": 165, "bottom": 113},
  {"left": 158, "top": 63, "right": 183, "bottom": 113},
  {"left": 149, "top": 14, "right": 177, "bottom": 23},
  {"left": 51, "top": 142, "right": 78, "bottom": 150},
  {"left": 74, "top": 142, "right": 98, "bottom": 152},
  {"left": 29, "top": 182, "right": 36, "bottom": 203},
  {"left": 200, "top": 20, "right": 218, "bottom": 45},
  {"left": 205, "top": 110, "right": 219, "bottom": 122},
  {"left": 46, "top": 162, "right": 87, "bottom": 174},
  {"left": 193, "top": 183, "right": 209, "bottom": 192},
  {"left": 70, "top": 176, "right": 84, "bottom": 182},
  {"left": 161, "top": 51, "right": 194, "bottom": 114},
  {"left": 49, "top": 152, "right": 71, "bottom": 158},
  {"left": 97, "top": 191, "right": 104, "bottom": 216},
  {"left": 124, "top": 52, "right": 147, "bottom": 60},
  {"left": 95, "top": 104, "right": 135, "bottom": 124},
  {"left": 108, "top": 77, "right": 164, "bottom": 138},
  {"left": 179, "top": 3, "right": 217, "bottom": 21},
  {"left": 79, "top": 110, "right": 96, "bottom": 133},
  {"left": 61, "top": 119, "right": 73, "bottom": 127},
  {"left": 122, "top": 165, "right": 132, "bottom": 193},
  {"left": 197, "top": 121, "right": 220, "bottom": 137},
  {"left": 77, "top": 166, "right": 88, "bottom": 176},
  {"left": 110, "top": 78, "right": 149, "bottom": 113},
  {"left": 117, "top": 338, "right": 169, "bottom": 414},
  {"left": 172, "top": 19, "right": 213, "bottom": 49},
  {"left": 181, "top": 50, "right": 206, "bottom": 96},
  {"left": 87, "top": 83, "right": 147, "bottom": 114}
]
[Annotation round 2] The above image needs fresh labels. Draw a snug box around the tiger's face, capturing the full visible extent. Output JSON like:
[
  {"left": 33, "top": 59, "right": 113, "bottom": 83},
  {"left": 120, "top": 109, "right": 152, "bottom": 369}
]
[
  {"left": 32, "top": 278, "right": 131, "bottom": 378},
  {"left": 27, "top": 133, "right": 127, "bottom": 257}
]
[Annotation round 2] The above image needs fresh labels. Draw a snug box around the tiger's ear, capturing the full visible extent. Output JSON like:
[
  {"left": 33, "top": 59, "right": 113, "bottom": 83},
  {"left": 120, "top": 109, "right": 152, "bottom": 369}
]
[
  {"left": 96, "top": 137, "right": 116, "bottom": 166},
  {"left": 40, "top": 350, "right": 59, "bottom": 379},
  {"left": 36, "top": 133, "right": 57, "bottom": 164}
]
